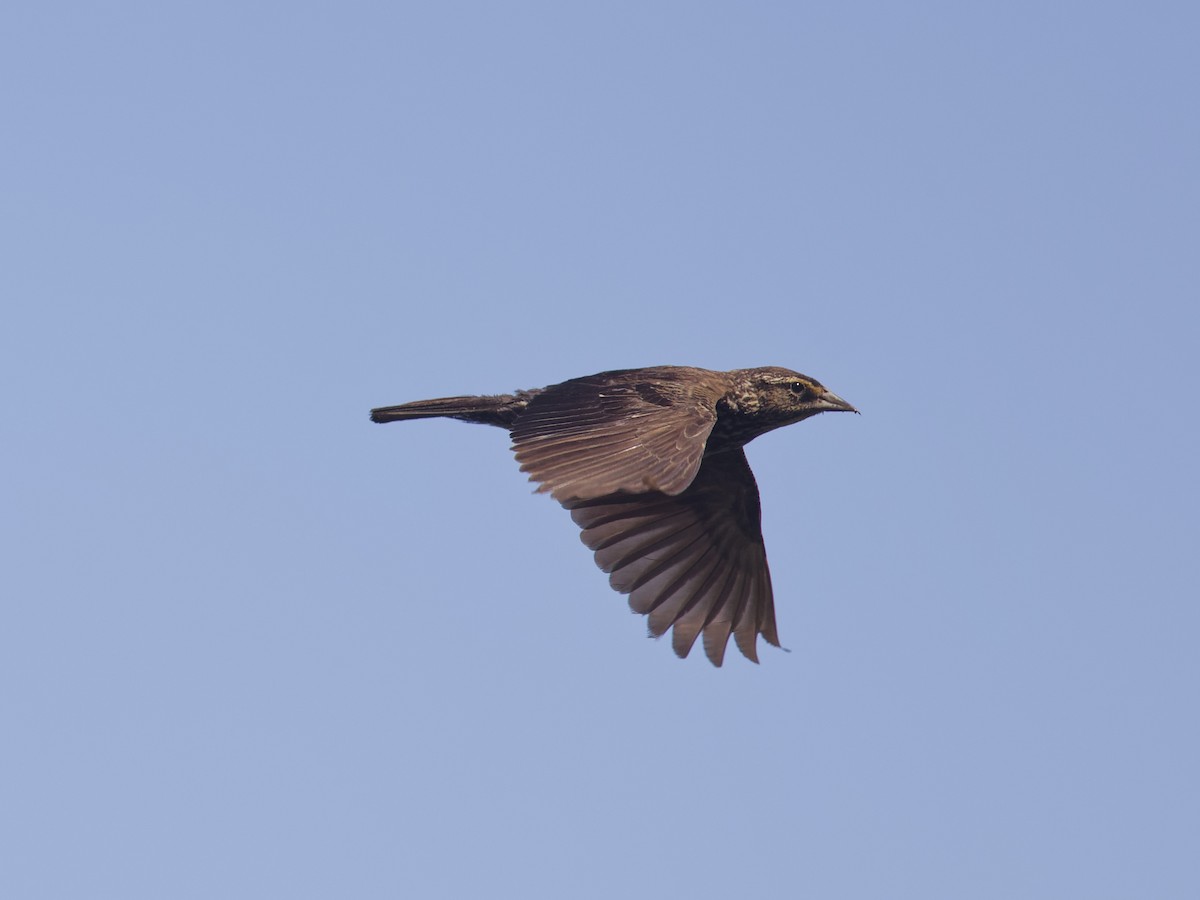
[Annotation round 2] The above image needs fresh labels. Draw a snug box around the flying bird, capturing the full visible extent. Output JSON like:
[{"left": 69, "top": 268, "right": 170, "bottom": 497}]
[{"left": 370, "top": 366, "right": 856, "bottom": 666}]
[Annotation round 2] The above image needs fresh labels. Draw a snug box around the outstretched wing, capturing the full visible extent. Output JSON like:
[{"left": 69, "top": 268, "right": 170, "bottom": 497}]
[
  {"left": 565, "top": 449, "right": 779, "bottom": 666},
  {"left": 510, "top": 368, "right": 720, "bottom": 503}
]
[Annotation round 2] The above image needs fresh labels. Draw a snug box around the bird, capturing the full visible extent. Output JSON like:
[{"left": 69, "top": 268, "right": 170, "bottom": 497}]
[{"left": 370, "top": 366, "right": 857, "bottom": 666}]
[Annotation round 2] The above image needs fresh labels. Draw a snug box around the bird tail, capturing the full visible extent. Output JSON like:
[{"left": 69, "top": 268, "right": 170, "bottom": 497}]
[{"left": 370, "top": 394, "right": 524, "bottom": 428}]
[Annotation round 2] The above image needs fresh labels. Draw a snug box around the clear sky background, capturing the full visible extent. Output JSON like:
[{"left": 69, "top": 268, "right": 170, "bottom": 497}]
[{"left": 3, "top": 3, "right": 1197, "bottom": 898}]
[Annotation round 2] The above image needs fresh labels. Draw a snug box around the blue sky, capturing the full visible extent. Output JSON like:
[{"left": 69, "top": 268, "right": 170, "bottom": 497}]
[{"left": 3, "top": 2, "right": 1198, "bottom": 897}]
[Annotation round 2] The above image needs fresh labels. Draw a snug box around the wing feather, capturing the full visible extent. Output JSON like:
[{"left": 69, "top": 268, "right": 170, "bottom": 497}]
[
  {"left": 565, "top": 449, "right": 779, "bottom": 666},
  {"left": 511, "top": 368, "right": 720, "bottom": 501}
]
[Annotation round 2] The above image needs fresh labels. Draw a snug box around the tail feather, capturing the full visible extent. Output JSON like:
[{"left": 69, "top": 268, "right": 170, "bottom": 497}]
[{"left": 370, "top": 394, "right": 523, "bottom": 427}]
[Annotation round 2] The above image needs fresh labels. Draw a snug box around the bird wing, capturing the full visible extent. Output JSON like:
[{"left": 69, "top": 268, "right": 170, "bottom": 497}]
[
  {"left": 510, "top": 369, "right": 719, "bottom": 502},
  {"left": 564, "top": 449, "right": 779, "bottom": 666}
]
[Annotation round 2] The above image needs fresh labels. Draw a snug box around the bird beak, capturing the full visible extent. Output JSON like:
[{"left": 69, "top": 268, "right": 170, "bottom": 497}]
[{"left": 816, "top": 390, "right": 858, "bottom": 414}]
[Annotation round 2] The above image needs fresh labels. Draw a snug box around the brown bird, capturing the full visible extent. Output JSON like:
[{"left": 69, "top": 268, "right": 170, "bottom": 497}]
[{"left": 370, "top": 366, "right": 856, "bottom": 666}]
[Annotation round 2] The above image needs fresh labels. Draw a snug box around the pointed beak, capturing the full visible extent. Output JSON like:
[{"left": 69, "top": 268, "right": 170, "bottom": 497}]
[{"left": 816, "top": 390, "right": 858, "bottom": 414}]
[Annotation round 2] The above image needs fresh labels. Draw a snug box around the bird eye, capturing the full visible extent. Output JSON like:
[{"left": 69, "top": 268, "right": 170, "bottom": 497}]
[{"left": 789, "top": 382, "right": 808, "bottom": 395}]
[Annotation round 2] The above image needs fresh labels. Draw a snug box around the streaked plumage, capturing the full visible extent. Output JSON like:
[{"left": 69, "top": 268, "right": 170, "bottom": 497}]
[{"left": 370, "top": 365, "right": 856, "bottom": 665}]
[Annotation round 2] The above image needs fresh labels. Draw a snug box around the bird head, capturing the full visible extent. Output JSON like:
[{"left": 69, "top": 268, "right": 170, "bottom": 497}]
[{"left": 733, "top": 367, "right": 858, "bottom": 427}]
